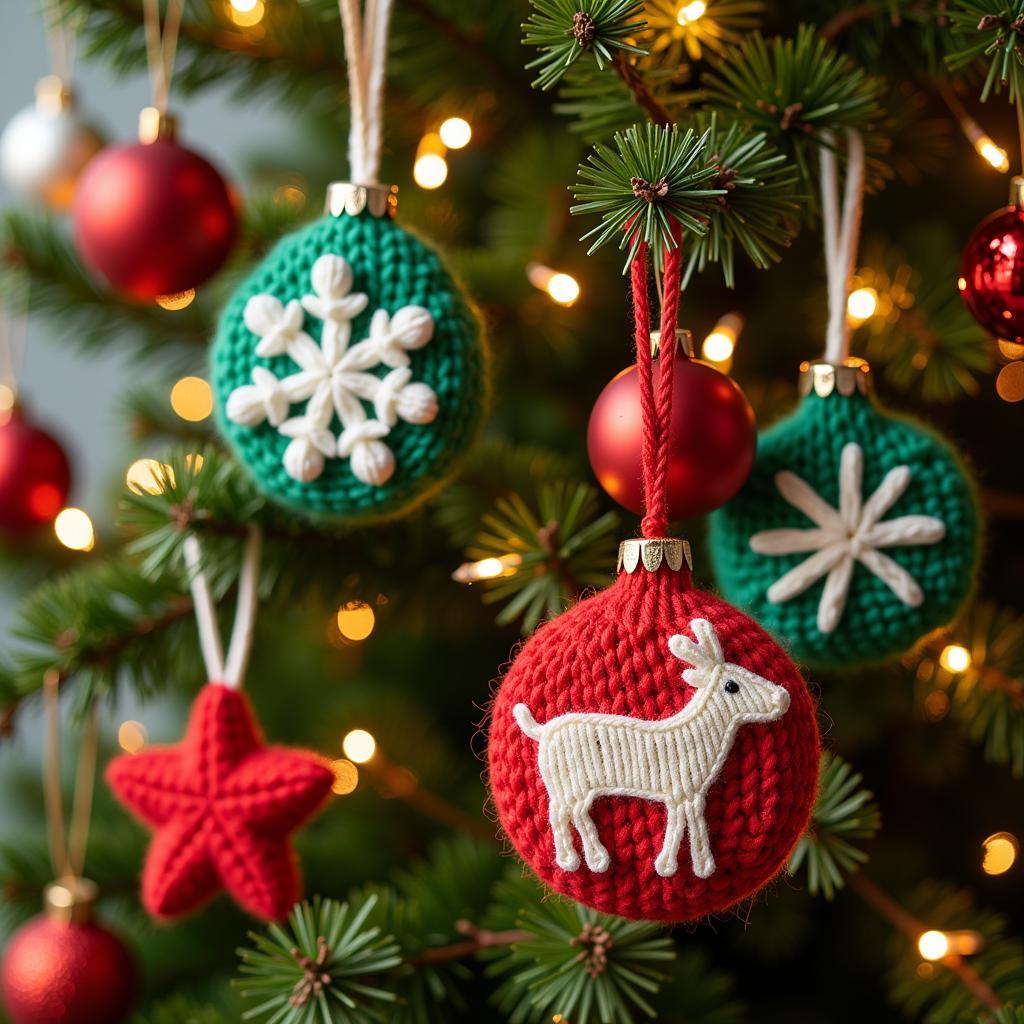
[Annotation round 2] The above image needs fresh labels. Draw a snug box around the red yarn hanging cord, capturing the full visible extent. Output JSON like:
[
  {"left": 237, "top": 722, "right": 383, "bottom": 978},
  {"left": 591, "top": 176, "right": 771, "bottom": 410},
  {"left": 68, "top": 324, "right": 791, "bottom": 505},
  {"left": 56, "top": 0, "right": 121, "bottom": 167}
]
[{"left": 631, "top": 219, "right": 684, "bottom": 539}]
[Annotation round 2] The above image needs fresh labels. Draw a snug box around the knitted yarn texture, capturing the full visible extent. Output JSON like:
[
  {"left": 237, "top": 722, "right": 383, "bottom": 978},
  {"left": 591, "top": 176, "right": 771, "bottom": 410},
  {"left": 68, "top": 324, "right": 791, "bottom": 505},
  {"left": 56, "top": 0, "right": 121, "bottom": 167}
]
[
  {"left": 709, "top": 389, "right": 980, "bottom": 668},
  {"left": 211, "top": 212, "right": 486, "bottom": 521},
  {"left": 106, "top": 683, "right": 335, "bottom": 922},
  {"left": 488, "top": 564, "right": 819, "bottom": 922}
]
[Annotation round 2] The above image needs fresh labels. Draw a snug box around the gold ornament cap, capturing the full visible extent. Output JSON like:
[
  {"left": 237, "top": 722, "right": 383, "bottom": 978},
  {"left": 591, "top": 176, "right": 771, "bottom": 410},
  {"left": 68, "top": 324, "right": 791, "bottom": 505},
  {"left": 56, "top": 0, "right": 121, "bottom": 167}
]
[
  {"left": 650, "top": 328, "right": 694, "bottom": 358},
  {"left": 617, "top": 537, "right": 692, "bottom": 574},
  {"left": 44, "top": 877, "right": 98, "bottom": 926},
  {"left": 35, "top": 75, "right": 73, "bottom": 115},
  {"left": 1010, "top": 176, "right": 1024, "bottom": 209},
  {"left": 138, "top": 107, "right": 178, "bottom": 144},
  {"left": 325, "top": 182, "right": 399, "bottom": 219},
  {"left": 799, "top": 357, "right": 872, "bottom": 398}
]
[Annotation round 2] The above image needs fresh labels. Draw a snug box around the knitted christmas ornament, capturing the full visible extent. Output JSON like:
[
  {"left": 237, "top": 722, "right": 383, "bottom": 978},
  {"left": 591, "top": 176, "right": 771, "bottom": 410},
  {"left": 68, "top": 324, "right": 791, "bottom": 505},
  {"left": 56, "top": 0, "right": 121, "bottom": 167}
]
[
  {"left": 211, "top": 185, "right": 485, "bottom": 522},
  {"left": 710, "top": 133, "right": 980, "bottom": 668},
  {"left": 488, "top": 233, "right": 819, "bottom": 922},
  {"left": 709, "top": 359, "right": 980, "bottom": 668},
  {"left": 106, "top": 682, "right": 334, "bottom": 921}
]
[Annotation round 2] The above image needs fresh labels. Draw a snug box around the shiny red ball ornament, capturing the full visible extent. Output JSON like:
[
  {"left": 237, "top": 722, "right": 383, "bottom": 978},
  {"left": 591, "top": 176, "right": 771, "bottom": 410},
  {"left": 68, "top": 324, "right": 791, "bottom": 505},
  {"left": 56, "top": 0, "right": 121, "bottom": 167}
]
[
  {"left": 587, "top": 345, "right": 756, "bottom": 520},
  {"left": 959, "top": 198, "right": 1024, "bottom": 343},
  {"left": 0, "top": 405, "right": 72, "bottom": 535},
  {"left": 72, "top": 134, "right": 236, "bottom": 300},
  {"left": 1, "top": 882, "right": 135, "bottom": 1024}
]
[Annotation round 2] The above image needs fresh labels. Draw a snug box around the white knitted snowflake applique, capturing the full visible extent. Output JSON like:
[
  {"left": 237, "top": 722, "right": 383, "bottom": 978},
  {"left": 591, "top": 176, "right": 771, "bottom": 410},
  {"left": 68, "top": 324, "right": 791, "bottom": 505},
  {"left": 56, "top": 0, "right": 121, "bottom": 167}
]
[
  {"left": 748, "top": 442, "right": 947, "bottom": 634},
  {"left": 225, "top": 253, "right": 438, "bottom": 486}
]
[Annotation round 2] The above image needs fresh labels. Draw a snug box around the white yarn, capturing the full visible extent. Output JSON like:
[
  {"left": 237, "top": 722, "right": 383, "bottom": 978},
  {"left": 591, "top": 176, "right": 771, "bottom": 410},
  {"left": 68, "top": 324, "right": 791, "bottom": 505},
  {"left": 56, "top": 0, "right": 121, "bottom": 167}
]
[
  {"left": 749, "top": 442, "right": 947, "bottom": 633},
  {"left": 225, "top": 253, "right": 439, "bottom": 486},
  {"left": 339, "top": 0, "right": 394, "bottom": 184},
  {"left": 183, "top": 527, "right": 262, "bottom": 689},
  {"left": 820, "top": 129, "right": 865, "bottom": 365},
  {"left": 513, "top": 618, "right": 791, "bottom": 880}
]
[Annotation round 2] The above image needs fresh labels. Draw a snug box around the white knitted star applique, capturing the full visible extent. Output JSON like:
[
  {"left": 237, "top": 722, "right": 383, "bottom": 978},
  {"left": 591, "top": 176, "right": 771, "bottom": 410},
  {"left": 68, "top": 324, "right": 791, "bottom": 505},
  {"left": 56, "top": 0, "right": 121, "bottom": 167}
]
[
  {"left": 748, "top": 442, "right": 947, "bottom": 633},
  {"left": 226, "top": 254, "right": 438, "bottom": 486}
]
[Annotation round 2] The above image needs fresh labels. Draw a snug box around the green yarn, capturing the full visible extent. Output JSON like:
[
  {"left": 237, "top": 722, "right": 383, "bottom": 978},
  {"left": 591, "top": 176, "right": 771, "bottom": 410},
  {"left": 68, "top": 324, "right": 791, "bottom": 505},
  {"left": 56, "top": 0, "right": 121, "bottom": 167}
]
[
  {"left": 708, "top": 389, "right": 980, "bottom": 669},
  {"left": 210, "top": 212, "right": 487, "bottom": 521}
]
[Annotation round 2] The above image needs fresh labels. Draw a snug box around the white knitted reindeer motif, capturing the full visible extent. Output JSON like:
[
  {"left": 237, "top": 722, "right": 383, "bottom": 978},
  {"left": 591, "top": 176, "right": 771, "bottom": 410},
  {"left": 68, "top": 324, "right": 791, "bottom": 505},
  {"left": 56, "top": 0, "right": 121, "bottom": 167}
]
[{"left": 513, "top": 618, "right": 791, "bottom": 879}]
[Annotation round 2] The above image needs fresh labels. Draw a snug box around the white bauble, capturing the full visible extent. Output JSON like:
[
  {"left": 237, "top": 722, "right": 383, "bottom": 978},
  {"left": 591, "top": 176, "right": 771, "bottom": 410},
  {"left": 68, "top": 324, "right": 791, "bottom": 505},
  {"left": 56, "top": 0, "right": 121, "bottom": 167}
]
[{"left": 0, "top": 78, "right": 104, "bottom": 211}]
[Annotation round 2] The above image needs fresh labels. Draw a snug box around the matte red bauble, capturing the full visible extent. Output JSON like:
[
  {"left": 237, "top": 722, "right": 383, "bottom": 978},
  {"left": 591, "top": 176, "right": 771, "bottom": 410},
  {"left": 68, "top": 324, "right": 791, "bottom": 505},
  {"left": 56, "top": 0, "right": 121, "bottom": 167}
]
[
  {"left": 959, "top": 193, "right": 1024, "bottom": 343},
  {"left": 73, "top": 135, "right": 236, "bottom": 299},
  {"left": 488, "top": 543, "right": 819, "bottom": 921},
  {"left": 0, "top": 405, "right": 72, "bottom": 535},
  {"left": 1, "top": 885, "right": 135, "bottom": 1024},
  {"left": 587, "top": 345, "right": 756, "bottom": 520}
]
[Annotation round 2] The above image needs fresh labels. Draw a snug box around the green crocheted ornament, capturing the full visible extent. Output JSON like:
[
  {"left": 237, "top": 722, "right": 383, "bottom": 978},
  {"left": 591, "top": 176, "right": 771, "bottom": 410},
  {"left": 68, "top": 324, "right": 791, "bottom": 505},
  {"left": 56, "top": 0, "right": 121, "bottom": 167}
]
[
  {"left": 708, "top": 362, "right": 980, "bottom": 668},
  {"left": 211, "top": 209, "right": 486, "bottom": 521}
]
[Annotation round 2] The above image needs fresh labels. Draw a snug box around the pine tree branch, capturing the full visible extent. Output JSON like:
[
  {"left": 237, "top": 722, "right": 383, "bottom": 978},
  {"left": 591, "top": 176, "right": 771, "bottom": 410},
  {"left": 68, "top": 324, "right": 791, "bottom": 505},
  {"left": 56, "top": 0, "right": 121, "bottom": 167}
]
[
  {"left": 610, "top": 51, "right": 672, "bottom": 126},
  {"left": 849, "top": 873, "right": 1004, "bottom": 1012},
  {"left": 406, "top": 923, "right": 532, "bottom": 966}
]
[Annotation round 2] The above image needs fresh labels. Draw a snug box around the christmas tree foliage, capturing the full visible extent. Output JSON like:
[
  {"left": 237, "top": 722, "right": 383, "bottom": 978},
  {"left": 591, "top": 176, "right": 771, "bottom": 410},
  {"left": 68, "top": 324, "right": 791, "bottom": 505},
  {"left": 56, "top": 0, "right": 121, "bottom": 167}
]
[{"left": 0, "top": 0, "right": 1023, "bottom": 1021}]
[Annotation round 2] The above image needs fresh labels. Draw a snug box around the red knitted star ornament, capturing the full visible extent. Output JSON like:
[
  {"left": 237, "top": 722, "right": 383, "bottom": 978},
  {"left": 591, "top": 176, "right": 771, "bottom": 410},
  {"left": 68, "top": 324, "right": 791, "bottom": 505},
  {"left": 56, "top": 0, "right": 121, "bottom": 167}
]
[
  {"left": 488, "top": 557, "right": 820, "bottom": 922},
  {"left": 106, "top": 683, "right": 334, "bottom": 922}
]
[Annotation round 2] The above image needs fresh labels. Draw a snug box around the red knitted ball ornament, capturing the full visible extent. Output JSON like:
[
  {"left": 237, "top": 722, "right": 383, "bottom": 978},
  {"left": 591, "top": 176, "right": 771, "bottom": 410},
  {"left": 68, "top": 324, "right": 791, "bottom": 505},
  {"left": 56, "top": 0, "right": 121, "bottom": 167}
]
[
  {"left": 106, "top": 683, "right": 334, "bottom": 922},
  {"left": 488, "top": 556, "right": 819, "bottom": 921}
]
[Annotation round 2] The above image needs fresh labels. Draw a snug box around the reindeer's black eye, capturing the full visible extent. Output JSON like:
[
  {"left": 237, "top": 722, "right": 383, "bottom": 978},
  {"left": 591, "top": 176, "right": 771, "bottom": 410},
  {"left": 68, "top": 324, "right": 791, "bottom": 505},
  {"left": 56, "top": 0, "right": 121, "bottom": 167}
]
[{"left": 724, "top": 680, "right": 740, "bottom": 694}]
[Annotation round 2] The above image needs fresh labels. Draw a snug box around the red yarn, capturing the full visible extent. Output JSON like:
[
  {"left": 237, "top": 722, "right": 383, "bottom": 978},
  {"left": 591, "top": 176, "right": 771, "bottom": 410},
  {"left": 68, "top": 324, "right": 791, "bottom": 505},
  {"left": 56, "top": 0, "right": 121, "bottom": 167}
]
[
  {"left": 106, "top": 683, "right": 334, "bottom": 922},
  {"left": 633, "top": 224, "right": 684, "bottom": 538},
  {"left": 488, "top": 566, "right": 820, "bottom": 921}
]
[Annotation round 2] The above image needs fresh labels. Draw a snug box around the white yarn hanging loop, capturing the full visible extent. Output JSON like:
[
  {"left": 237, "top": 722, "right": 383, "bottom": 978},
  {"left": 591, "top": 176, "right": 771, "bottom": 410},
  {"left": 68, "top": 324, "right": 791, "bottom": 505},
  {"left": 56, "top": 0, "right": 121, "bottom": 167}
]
[
  {"left": 819, "top": 129, "right": 866, "bottom": 365},
  {"left": 338, "top": 0, "right": 394, "bottom": 184},
  {"left": 183, "top": 526, "right": 263, "bottom": 689}
]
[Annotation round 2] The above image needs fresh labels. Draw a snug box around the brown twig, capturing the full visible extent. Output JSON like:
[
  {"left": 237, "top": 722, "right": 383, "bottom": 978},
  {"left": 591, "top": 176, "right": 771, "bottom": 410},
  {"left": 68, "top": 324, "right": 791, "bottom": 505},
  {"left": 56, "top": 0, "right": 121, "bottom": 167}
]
[
  {"left": 611, "top": 51, "right": 673, "bottom": 127},
  {"left": 407, "top": 921, "right": 531, "bottom": 966},
  {"left": 849, "top": 873, "right": 1004, "bottom": 1012},
  {"left": 820, "top": 4, "right": 878, "bottom": 41},
  {"left": 358, "top": 750, "right": 494, "bottom": 841}
]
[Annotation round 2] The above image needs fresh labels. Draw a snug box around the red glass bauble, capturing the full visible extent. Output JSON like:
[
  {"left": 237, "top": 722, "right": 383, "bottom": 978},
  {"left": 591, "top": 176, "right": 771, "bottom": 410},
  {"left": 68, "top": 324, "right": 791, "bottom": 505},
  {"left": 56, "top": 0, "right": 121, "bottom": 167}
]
[
  {"left": 0, "top": 406, "right": 72, "bottom": 535},
  {"left": 959, "top": 203, "right": 1024, "bottom": 342},
  {"left": 72, "top": 137, "right": 236, "bottom": 299},
  {"left": 1, "top": 913, "right": 135, "bottom": 1024},
  {"left": 587, "top": 348, "right": 756, "bottom": 520},
  {"left": 488, "top": 557, "right": 819, "bottom": 921}
]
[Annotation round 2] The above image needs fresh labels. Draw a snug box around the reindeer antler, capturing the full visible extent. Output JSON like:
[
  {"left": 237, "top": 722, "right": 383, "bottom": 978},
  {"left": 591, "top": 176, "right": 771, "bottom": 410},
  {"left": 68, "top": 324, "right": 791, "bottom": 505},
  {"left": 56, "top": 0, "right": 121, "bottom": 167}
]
[{"left": 667, "top": 618, "right": 725, "bottom": 686}]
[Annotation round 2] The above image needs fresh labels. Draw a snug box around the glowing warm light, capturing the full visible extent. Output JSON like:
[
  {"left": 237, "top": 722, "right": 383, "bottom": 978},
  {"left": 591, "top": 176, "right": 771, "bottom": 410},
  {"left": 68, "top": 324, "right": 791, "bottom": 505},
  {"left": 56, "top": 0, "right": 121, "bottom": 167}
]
[
  {"left": 676, "top": 0, "right": 706, "bottom": 24},
  {"left": 126, "top": 458, "right": 169, "bottom": 496},
  {"left": 957, "top": 276, "right": 968, "bottom": 292},
  {"left": 227, "top": 0, "right": 264, "bottom": 26},
  {"left": 847, "top": 287, "right": 879, "bottom": 323},
  {"left": 452, "top": 553, "right": 523, "bottom": 584},
  {"left": 526, "top": 263, "right": 581, "bottom": 306},
  {"left": 439, "top": 117, "right": 472, "bottom": 149},
  {"left": 118, "top": 720, "right": 148, "bottom": 754},
  {"left": 272, "top": 184, "right": 306, "bottom": 207},
  {"left": 703, "top": 330, "right": 735, "bottom": 363},
  {"left": 982, "top": 832, "right": 1019, "bottom": 875},
  {"left": 330, "top": 758, "right": 360, "bottom": 795},
  {"left": 414, "top": 153, "right": 448, "bottom": 190},
  {"left": 918, "top": 930, "right": 950, "bottom": 961},
  {"left": 997, "top": 361, "right": 1024, "bottom": 402},
  {"left": 0, "top": 383, "right": 15, "bottom": 413},
  {"left": 54, "top": 507, "right": 95, "bottom": 552},
  {"left": 939, "top": 643, "right": 972, "bottom": 674},
  {"left": 977, "top": 137, "right": 1010, "bottom": 173},
  {"left": 336, "top": 600, "right": 376, "bottom": 641},
  {"left": 923, "top": 690, "right": 950, "bottom": 721},
  {"left": 342, "top": 729, "right": 377, "bottom": 764},
  {"left": 170, "top": 376, "right": 214, "bottom": 422},
  {"left": 155, "top": 289, "right": 196, "bottom": 311}
]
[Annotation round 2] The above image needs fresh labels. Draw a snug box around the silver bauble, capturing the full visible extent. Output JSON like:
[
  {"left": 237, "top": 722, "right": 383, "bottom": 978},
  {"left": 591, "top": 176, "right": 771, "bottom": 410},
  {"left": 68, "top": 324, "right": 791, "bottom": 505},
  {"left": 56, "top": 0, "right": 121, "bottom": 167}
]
[{"left": 0, "top": 76, "right": 104, "bottom": 211}]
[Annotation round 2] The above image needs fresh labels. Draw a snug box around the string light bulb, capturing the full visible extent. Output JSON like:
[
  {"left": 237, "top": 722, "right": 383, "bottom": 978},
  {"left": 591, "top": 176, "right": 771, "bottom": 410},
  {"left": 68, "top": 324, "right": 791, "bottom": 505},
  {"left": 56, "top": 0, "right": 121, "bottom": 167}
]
[
  {"left": 226, "top": 0, "right": 265, "bottom": 27},
  {"left": 54, "top": 507, "right": 95, "bottom": 552},
  {"left": 959, "top": 114, "right": 1010, "bottom": 173},
  {"left": 701, "top": 313, "right": 744, "bottom": 369},
  {"left": 982, "top": 832, "right": 1019, "bottom": 875},
  {"left": 118, "top": 720, "right": 148, "bottom": 754},
  {"left": 677, "top": 0, "right": 706, "bottom": 24},
  {"left": 939, "top": 643, "right": 972, "bottom": 673},
  {"left": 414, "top": 132, "right": 448, "bottom": 190},
  {"left": 847, "top": 287, "right": 879, "bottom": 324},
  {"left": 155, "top": 289, "right": 196, "bottom": 311},
  {"left": 336, "top": 600, "right": 376, "bottom": 641},
  {"left": 170, "top": 376, "right": 213, "bottom": 422},
  {"left": 330, "top": 759, "right": 360, "bottom": 795},
  {"left": 526, "top": 262, "right": 581, "bottom": 306},
  {"left": 438, "top": 116, "right": 472, "bottom": 149},
  {"left": 126, "top": 458, "right": 169, "bottom": 495},
  {"left": 452, "top": 553, "right": 522, "bottom": 583},
  {"left": 917, "top": 929, "right": 984, "bottom": 960},
  {"left": 918, "top": 930, "right": 950, "bottom": 961},
  {"left": 342, "top": 729, "right": 377, "bottom": 764}
]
